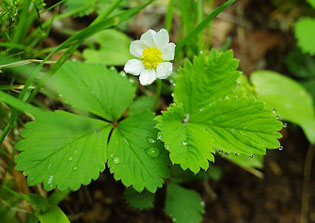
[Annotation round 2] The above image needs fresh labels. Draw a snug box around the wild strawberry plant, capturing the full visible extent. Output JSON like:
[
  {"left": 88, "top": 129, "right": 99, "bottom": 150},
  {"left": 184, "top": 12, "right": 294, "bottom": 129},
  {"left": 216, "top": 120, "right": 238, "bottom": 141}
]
[{"left": 0, "top": 0, "right": 290, "bottom": 222}]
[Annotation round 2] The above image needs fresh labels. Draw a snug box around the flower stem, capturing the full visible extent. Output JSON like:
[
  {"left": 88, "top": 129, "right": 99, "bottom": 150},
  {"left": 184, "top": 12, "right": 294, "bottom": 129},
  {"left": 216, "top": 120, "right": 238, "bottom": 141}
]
[{"left": 154, "top": 79, "right": 162, "bottom": 111}]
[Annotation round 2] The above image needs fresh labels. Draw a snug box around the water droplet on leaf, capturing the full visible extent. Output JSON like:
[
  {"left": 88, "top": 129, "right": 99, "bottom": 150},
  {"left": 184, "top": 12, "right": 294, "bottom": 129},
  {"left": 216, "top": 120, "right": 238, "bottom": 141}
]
[
  {"left": 73, "top": 166, "right": 78, "bottom": 171},
  {"left": 283, "top": 123, "right": 287, "bottom": 128},
  {"left": 68, "top": 157, "right": 73, "bottom": 161},
  {"left": 113, "top": 157, "right": 120, "bottom": 165},
  {"left": 249, "top": 154, "right": 254, "bottom": 158},
  {"left": 146, "top": 147, "right": 160, "bottom": 158},
  {"left": 272, "top": 109, "right": 277, "bottom": 114},
  {"left": 279, "top": 146, "right": 284, "bottom": 151},
  {"left": 182, "top": 141, "right": 187, "bottom": 146},
  {"left": 147, "top": 137, "right": 156, "bottom": 144}
]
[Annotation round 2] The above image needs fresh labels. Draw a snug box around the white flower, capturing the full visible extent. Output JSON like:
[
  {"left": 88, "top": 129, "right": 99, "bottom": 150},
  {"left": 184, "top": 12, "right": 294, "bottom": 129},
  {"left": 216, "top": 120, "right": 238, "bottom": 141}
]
[{"left": 124, "top": 29, "right": 176, "bottom": 86}]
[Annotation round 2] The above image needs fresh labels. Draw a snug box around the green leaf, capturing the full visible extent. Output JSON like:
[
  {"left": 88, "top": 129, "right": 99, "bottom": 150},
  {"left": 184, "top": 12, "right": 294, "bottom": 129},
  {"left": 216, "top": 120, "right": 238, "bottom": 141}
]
[
  {"left": 157, "top": 99, "right": 281, "bottom": 173},
  {"left": 128, "top": 95, "right": 155, "bottom": 116},
  {"left": 251, "top": 70, "right": 315, "bottom": 143},
  {"left": 156, "top": 104, "right": 215, "bottom": 173},
  {"left": 51, "top": 61, "right": 135, "bottom": 121},
  {"left": 36, "top": 206, "right": 69, "bottom": 223},
  {"left": 108, "top": 112, "right": 170, "bottom": 193},
  {"left": 165, "top": 183, "right": 204, "bottom": 223},
  {"left": 124, "top": 188, "right": 155, "bottom": 210},
  {"left": 295, "top": 18, "right": 315, "bottom": 55},
  {"left": 156, "top": 50, "right": 282, "bottom": 173},
  {"left": 307, "top": 0, "right": 315, "bottom": 9},
  {"left": 174, "top": 50, "right": 240, "bottom": 113},
  {"left": 251, "top": 70, "right": 315, "bottom": 144},
  {"left": 15, "top": 111, "right": 111, "bottom": 191},
  {"left": 226, "top": 154, "right": 264, "bottom": 169},
  {"left": 83, "top": 29, "right": 132, "bottom": 66}
]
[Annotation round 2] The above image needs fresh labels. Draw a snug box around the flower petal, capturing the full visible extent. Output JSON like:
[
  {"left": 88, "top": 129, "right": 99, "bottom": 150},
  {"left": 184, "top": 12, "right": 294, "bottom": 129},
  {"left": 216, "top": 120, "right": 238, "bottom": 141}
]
[
  {"left": 156, "top": 62, "right": 173, "bottom": 79},
  {"left": 162, "top": 42, "right": 176, "bottom": 60},
  {"left": 130, "top": 40, "right": 145, "bottom": 57},
  {"left": 154, "top": 29, "right": 169, "bottom": 50},
  {"left": 140, "top": 29, "right": 156, "bottom": 47},
  {"left": 124, "top": 59, "right": 145, "bottom": 76},
  {"left": 139, "top": 69, "right": 157, "bottom": 86}
]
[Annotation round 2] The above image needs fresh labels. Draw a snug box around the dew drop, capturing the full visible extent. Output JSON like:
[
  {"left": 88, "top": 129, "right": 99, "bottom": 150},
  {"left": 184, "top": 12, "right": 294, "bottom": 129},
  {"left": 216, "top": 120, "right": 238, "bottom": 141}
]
[
  {"left": 146, "top": 147, "right": 160, "bottom": 158},
  {"left": 165, "top": 144, "right": 170, "bottom": 149},
  {"left": 276, "top": 115, "right": 280, "bottom": 120},
  {"left": 183, "top": 113, "right": 190, "bottom": 125},
  {"left": 272, "top": 109, "right": 277, "bottom": 114},
  {"left": 30, "top": 178, "right": 34, "bottom": 181},
  {"left": 234, "top": 153, "right": 239, "bottom": 156},
  {"left": 68, "top": 157, "right": 73, "bottom": 161},
  {"left": 113, "top": 157, "right": 120, "bottom": 165},
  {"left": 182, "top": 141, "right": 188, "bottom": 146},
  {"left": 200, "top": 201, "right": 205, "bottom": 207},
  {"left": 283, "top": 123, "right": 287, "bottom": 128},
  {"left": 147, "top": 137, "right": 156, "bottom": 144},
  {"left": 279, "top": 146, "right": 284, "bottom": 151},
  {"left": 249, "top": 154, "right": 254, "bottom": 158},
  {"left": 73, "top": 166, "right": 78, "bottom": 171},
  {"left": 157, "top": 133, "right": 163, "bottom": 140},
  {"left": 47, "top": 175, "right": 54, "bottom": 186},
  {"left": 225, "top": 95, "right": 229, "bottom": 99}
]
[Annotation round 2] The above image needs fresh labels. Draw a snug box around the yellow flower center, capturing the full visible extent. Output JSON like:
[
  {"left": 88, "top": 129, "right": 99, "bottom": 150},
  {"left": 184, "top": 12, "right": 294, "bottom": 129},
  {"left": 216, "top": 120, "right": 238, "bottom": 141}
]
[{"left": 141, "top": 47, "right": 162, "bottom": 69}]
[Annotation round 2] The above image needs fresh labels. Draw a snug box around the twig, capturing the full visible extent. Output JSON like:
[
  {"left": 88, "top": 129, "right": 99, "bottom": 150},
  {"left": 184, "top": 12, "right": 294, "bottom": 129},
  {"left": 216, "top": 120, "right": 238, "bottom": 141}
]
[{"left": 300, "top": 144, "right": 315, "bottom": 223}]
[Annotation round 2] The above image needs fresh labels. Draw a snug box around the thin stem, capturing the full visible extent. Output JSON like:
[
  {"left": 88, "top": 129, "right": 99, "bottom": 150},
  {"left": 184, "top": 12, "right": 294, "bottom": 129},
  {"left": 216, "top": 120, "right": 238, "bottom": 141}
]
[
  {"left": 153, "top": 79, "right": 162, "bottom": 111},
  {"left": 300, "top": 144, "right": 315, "bottom": 223}
]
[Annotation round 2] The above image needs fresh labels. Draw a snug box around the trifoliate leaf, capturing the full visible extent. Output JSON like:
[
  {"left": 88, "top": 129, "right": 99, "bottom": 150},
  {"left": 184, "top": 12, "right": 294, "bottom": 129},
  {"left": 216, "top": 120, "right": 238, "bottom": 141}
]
[
  {"left": 128, "top": 95, "right": 155, "bottom": 116},
  {"left": 156, "top": 50, "right": 282, "bottom": 173},
  {"left": 174, "top": 50, "right": 240, "bottom": 113},
  {"left": 165, "top": 183, "right": 204, "bottom": 223},
  {"left": 52, "top": 61, "right": 135, "bottom": 121},
  {"left": 124, "top": 188, "right": 155, "bottom": 210},
  {"left": 15, "top": 111, "right": 111, "bottom": 191},
  {"left": 295, "top": 18, "right": 315, "bottom": 55},
  {"left": 108, "top": 112, "right": 170, "bottom": 193},
  {"left": 83, "top": 29, "right": 132, "bottom": 66},
  {"left": 251, "top": 70, "right": 315, "bottom": 144}
]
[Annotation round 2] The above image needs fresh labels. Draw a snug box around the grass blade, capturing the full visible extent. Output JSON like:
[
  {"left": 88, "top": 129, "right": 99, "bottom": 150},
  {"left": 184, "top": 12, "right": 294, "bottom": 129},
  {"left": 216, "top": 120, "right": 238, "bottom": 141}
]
[{"left": 176, "top": 0, "right": 236, "bottom": 54}]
